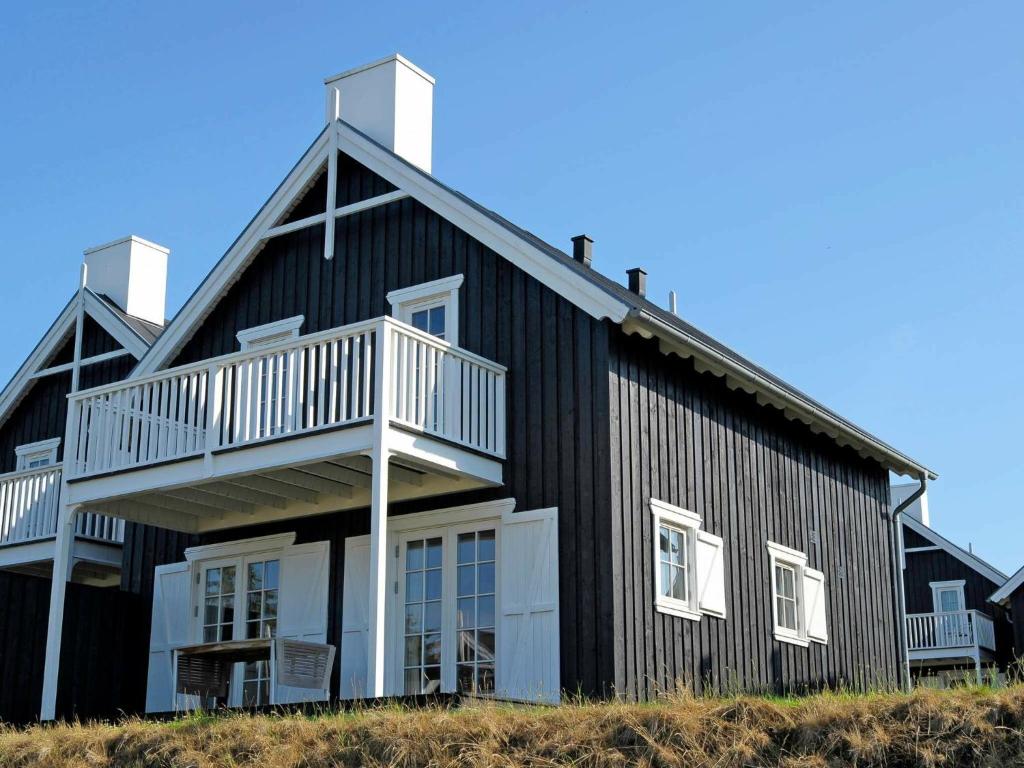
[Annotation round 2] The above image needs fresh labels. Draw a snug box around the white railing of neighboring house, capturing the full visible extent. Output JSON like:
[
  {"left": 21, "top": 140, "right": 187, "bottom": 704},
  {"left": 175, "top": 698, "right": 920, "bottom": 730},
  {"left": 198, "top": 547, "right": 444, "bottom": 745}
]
[
  {"left": 906, "top": 610, "right": 996, "bottom": 653},
  {"left": 0, "top": 464, "right": 123, "bottom": 546},
  {"left": 65, "top": 316, "right": 507, "bottom": 479}
]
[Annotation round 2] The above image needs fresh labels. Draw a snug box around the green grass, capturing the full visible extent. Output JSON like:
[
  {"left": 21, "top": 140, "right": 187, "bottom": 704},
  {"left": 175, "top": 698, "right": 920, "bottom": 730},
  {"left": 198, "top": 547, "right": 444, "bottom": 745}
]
[{"left": 3, "top": 685, "right": 1024, "bottom": 767}]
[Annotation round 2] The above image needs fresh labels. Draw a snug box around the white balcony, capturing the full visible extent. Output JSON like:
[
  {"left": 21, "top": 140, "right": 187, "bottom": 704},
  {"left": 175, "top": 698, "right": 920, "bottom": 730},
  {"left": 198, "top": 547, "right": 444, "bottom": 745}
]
[
  {"left": 62, "top": 317, "right": 507, "bottom": 533},
  {"left": 0, "top": 464, "right": 123, "bottom": 579},
  {"left": 906, "top": 610, "right": 996, "bottom": 663}
]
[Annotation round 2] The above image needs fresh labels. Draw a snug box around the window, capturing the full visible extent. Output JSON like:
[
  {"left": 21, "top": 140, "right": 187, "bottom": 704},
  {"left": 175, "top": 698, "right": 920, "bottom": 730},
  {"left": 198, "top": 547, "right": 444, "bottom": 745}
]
[
  {"left": 202, "top": 564, "right": 237, "bottom": 642},
  {"left": 650, "top": 499, "right": 725, "bottom": 621},
  {"left": 15, "top": 438, "right": 61, "bottom": 471},
  {"left": 455, "top": 530, "right": 496, "bottom": 695},
  {"left": 387, "top": 275, "right": 464, "bottom": 345},
  {"left": 403, "top": 536, "right": 444, "bottom": 695},
  {"left": 931, "top": 580, "right": 965, "bottom": 614},
  {"left": 242, "top": 559, "right": 280, "bottom": 705},
  {"left": 237, "top": 317, "right": 305, "bottom": 438},
  {"left": 766, "top": 541, "right": 828, "bottom": 647}
]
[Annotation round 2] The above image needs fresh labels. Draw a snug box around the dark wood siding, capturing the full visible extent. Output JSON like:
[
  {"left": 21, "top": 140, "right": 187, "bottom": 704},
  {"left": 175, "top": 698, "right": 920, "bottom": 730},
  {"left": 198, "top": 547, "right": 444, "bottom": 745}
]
[
  {"left": 901, "top": 523, "right": 1013, "bottom": 666},
  {"left": 0, "top": 307, "right": 135, "bottom": 472},
  {"left": 608, "top": 328, "right": 900, "bottom": 697},
  {"left": 125, "top": 158, "right": 616, "bottom": 697},
  {"left": 1010, "top": 589, "right": 1024, "bottom": 661},
  {"left": 0, "top": 571, "right": 49, "bottom": 723}
]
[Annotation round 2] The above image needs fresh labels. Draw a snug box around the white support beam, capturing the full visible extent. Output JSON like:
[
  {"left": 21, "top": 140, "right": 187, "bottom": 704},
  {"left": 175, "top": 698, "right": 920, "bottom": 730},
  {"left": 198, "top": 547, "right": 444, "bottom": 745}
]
[
  {"left": 41, "top": 504, "right": 77, "bottom": 721},
  {"left": 303, "top": 461, "right": 371, "bottom": 488},
  {"left": 267, "top": 467, "right": 353, "bottom": 497},
  {"left": 164, "top": 487, "right": 256, "bottom": 515},
  {"left": 263, "top": 212, "right": 327, "bottom": 240},
  {"left": 366, "top": 321, "right": 392, "bottom": 697},
  {"left": 125, "top": 493, "right": 222, "bottom": 519},
  {"left": 324, "top": 127, "right": 339, "bottom": 260},
  {"left": 31, "top": 348, "right": 134, "bottom": 380},
  {"left": 262, "top": 191, "right": 410, "bottom": 242},
  {"left": 233, "top": 474, "right": 321, "bottom": 504},
  {"left": 203, "top": 481, "right": 288, "bottom": 509}
]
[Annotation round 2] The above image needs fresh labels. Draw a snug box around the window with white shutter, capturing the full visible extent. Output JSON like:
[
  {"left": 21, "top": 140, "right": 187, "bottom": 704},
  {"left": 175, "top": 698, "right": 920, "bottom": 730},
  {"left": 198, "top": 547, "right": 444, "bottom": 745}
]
[
  {"left": 650, "top": 499, "right": 726, "bottom": 622},
  {"left": 766, "top": 541, "right": 828, "bottom": 647}
]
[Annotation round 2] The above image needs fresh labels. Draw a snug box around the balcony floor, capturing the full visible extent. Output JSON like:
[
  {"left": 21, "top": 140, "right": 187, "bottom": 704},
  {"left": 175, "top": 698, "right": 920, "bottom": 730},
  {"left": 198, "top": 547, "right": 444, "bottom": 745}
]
[{"left": 65, "top": 423, "right": 503, "bottom": 533}]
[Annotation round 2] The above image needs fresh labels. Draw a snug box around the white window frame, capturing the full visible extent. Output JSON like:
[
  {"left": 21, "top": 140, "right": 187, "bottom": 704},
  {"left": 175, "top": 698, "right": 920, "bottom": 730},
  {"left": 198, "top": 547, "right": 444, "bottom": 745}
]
[
  {"left": 650, "top": 499, "right": 703, "bottom": 621},
  {"left": 386, "top": 275, "right": 464, "bottom": 345},
  {"left": 766, "top": 540, "right": 811, "bottom": 648},
  {"left": 236, "top": 315, "right": 305, "bottom": 351},
  {"left": 930, "top": 580, "right": 966, "bottom": 614},
  {"left": 15, "top": 437, "right": 61, "bottom": 471}
]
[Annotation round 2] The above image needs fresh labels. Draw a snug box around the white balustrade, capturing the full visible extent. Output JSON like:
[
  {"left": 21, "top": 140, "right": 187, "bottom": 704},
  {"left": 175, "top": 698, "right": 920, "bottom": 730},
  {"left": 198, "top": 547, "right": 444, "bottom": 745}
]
[
  {"left": 66, "top": 317, "right": 507, "bottom": 479},
  {"left": 0, "top": 465, "right": 123, "bottom": 546},
  {"left": 906, "top": 610, "right": 996, "bottom": 652}
]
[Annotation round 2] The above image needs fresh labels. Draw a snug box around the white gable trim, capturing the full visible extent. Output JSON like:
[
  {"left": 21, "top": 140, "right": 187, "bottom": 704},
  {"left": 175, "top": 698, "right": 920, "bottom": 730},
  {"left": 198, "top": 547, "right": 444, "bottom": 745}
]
[
  {"left": 134, "top": 127, "right": 332, "bottom": 376},
  {"left": 333, "top": 121, "right": 628, "bottom": 323},
  {"left": 82, "top": 289, "right": 151, "bottom": 359},
  {"left": 903, "top": 515, "right": 1006, "bottom": 588}
]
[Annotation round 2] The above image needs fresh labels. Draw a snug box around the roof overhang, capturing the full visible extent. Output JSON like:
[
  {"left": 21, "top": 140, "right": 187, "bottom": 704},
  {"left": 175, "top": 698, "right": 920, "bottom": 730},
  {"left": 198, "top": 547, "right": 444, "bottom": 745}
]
[
  {"left": 990, "top": 564, "right": 1024, "bottom": 606},
  {"left": 901, "top": 515, "right": 1007, "bottom": 587},
  {"left": 623, "top": 309, "right": 937, "bottom": 480}
]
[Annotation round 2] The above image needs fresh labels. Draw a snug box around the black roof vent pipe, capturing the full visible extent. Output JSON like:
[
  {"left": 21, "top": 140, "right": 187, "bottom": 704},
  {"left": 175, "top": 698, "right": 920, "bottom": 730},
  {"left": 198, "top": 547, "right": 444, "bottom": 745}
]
[
  {"left": 627, "top": 267, "right": 647, "bottom": 297},
  {"left": 571, "top": 234, "right": 593, "bottom": 267}
]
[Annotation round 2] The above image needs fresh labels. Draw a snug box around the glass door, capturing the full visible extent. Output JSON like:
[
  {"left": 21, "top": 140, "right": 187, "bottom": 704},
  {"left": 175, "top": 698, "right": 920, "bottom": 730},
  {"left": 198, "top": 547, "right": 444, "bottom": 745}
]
[
  {"left": 934, "top": 585, "right": 968, "bottom": 646},
  {"left": 394, "top": 524, "right": 498, "bottom": 697}
]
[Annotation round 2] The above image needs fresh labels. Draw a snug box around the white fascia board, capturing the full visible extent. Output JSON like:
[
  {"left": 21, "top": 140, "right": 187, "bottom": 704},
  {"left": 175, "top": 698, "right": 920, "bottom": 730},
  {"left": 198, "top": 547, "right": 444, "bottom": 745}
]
[
  {"left": 82, "top": 289, "right": 150, "bottom": 359},
  {"left": 990, "top": 565, "right": 1024, "bottom": 606},
  {"left": 133, "top": 127, "right": 332, "bottom": 376},
  {"left": 903, "top": 515, "right": 1007, "bottom": 588},
  {"left": 0, "top": 297, "right": 77, "bottom": 432},
  {"left": 333, "top": 121, "right": 629, "bottom": 323}
]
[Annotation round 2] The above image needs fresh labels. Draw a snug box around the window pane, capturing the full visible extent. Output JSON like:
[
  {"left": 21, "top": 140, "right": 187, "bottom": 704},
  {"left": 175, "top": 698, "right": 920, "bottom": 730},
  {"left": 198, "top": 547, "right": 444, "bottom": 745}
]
[
  {"left": 405, "top": 604, "right": 423, "bottom": 634},
  {"left": 423, "top": 601, "right": 442, "bottom": 633},
  {"left": 671, "top": 565, "right": 686, "bottom": 601},
  {"left": 406, "top": 541, "right": 424, "bottom": 570},
  {"left": 457, "top": 533, "right": 476, "bottom": 564},
  {"left": 458, "top": 630, "right": 476, "bottom": 662},
  {"left": 405, "top": 636, "right": 421, "bottom": 666},
  {"left": 423, "top": 634, "right": 442, "bottom": 665},
  {"left": 222, "top": 566, "right": 235, "bottom": 594},
  {"left": 264, "top": 560, "right": 279, "bottom": 590},
  {"left": 264, "top": 591, "right": 278, "bottom": 619},
  {"left": 478, "top": 530, "right": 495, "bottom": 561},
  {"left": 457, "top": 597, "right": 475, "bottom": 629},
  {"left": 205, "top": 569, "right": 220, "bottom": 595},
  {"left": 425, "top": 538, "right": 443, "bottom": 568},
  {"left": 477, "top": 595, "right": 495, "bottom": 628},
  {"left": 248, "top": 562, "right": 264, "bottom": 591},
  {"left": 784, "top": 600, "right": 797, "bottom": 630},
  {"left": 411, "top": 310, "right": 430, "bottom": 333},
  {"left": 406, "top": 572, "right": 424, "bottom": 602},
  {"left": 247, "top": 592, "right": 262, "bottom": 622},
  {"left": 457, "top": 664, "right": 475, "bottom": 693},
  {"left": 404, "top": 669, "right": 421, "bottom": 695},
  {"left": 428, "top": 306, "right": 446, "bottom": 337},
  {"left": 457, "top": 565, "right": 475, "bottom": 597},
  {"left": 478, "top": 562, "right": 495, "bottom": 594},
  {"left": 671, "top": 530, "right": 685, "bottom": 566},
  {"left": 423, "top": 666, "right": 441, "bottom": 693},
  {"left": 477, "top": 664, "right": 495, "bottom": 693},
  {"left": 660, "top": 562, "right": 671, "bottom": 599},
  {"left": 477, "top": 630, "right": 495, "bottom": 663},
  {"left": 659, "top": 527, "right": 671, "bottom": 562},
  {"left": 425, "top": 570, "right": 442, "bottom": 600},
  {"left": 204, "top": 598, "right": 219, "bottom": 625}
]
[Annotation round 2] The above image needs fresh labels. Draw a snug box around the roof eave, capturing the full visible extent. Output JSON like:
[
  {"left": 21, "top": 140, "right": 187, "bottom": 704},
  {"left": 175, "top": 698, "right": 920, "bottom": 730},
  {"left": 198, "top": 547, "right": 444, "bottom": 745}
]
[{"left": 624, "top": 308, "right": 937, "bottom": 481}]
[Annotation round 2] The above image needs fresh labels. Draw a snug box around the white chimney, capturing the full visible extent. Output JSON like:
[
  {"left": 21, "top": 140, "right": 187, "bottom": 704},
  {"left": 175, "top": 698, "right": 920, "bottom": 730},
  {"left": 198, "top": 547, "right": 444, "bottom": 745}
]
[
  {"left": 83, "top": 235, "right": 169, "bottom": 326},
  {"left": 324, "top": 54, "right": 435, "bottom": 173}
]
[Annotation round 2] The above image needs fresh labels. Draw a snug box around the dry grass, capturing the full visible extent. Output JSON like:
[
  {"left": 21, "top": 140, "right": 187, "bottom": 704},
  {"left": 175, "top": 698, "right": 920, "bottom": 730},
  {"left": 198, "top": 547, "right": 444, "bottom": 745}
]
[{"left": 3, "top": 686, "right": 1024, "bottom": 768}]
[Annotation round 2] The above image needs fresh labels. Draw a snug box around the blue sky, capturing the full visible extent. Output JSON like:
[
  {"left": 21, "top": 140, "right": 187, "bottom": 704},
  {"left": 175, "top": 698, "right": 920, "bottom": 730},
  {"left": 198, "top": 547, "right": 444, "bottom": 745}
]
[{"left": 0, "top": 3, "right": 1021, "bottom": 571}]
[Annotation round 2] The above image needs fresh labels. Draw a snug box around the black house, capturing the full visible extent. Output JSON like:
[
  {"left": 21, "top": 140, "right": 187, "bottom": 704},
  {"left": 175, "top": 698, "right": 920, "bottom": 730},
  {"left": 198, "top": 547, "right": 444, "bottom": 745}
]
[
  {"left": 17, "top": 56, "right": 936, "bottom": 721},
  {"left": 894, "top": 482, "right": 1013, "bottom": 684}
]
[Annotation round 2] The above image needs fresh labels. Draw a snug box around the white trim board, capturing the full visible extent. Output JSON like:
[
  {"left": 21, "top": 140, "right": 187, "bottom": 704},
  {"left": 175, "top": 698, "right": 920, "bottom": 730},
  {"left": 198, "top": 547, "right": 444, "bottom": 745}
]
[
  {"left": 902, "top": 516, "right": 1007, "bottom": 588},
  {"left": 990, "top": 564, "right": 1024, "bottom": 606}
]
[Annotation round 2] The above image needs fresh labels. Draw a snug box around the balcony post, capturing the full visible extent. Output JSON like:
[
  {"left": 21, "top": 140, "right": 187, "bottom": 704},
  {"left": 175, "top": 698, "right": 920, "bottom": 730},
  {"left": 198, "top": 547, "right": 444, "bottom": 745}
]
[
  {"left": 366, "top": 320, "right": 392, "bottom": 697},
  {"left": 40, "top": 502, "right": 78, "bottom": 721}
]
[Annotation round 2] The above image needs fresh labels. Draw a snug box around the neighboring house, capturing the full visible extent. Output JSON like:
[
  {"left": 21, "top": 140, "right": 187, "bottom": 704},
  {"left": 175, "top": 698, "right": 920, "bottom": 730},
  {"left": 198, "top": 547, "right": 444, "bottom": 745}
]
[
  {"left": 894, "top": 482, "right": 1013, "bottom": 684},
  {"left": 30, "top": 55, "right": 935, "bottom": 720},
  {"left": 989, "top": 565, "right": 1024, "bottom": 668},
  {"left": 0, "top": 236, "right": 167, "bottom": 721}
]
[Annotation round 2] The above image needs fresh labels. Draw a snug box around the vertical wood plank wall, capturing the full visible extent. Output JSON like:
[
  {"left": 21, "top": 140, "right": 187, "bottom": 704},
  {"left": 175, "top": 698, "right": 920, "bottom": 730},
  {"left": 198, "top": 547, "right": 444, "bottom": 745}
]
[
  {"left": 608, "top": 328, "right": 900, "bottom": 697},
  {"left": 123, "top": 152, "right": 617, "bottom": 698}
]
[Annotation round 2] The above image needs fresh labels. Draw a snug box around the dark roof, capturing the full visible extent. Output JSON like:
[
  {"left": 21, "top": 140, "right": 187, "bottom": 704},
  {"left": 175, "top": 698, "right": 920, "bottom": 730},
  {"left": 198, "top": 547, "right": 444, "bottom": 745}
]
[
  {"left": 94, "top": 292, "right": 166, "bottom": 345},
  {"left": 346, "top": 119, "right": 930, "bottom": 476}
]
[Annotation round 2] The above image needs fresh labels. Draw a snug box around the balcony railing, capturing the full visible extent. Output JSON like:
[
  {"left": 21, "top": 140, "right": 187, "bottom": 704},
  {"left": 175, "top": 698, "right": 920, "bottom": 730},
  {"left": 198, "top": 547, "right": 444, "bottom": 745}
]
[
  {"left": 65, "top": 317, "right": 506, "bottom": 480},
  {"left": 906, "top": 610, "right": 996, "bottom": 653},
  {"left": 0, "top": 465, "right": 123, "bottom": 546}
]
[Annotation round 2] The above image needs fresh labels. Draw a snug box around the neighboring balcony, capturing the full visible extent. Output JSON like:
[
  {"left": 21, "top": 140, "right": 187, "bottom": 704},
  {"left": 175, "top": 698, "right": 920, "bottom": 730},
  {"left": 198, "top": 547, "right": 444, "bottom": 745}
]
[
  {"left": 0, "top": 464, "right": 123, "bottom": 582},
  {"left": 906, "top": 610, "right": 996, "bottom": 665},
  {"left": 62, "top": 317, "right": 507, "bottom": 533}
]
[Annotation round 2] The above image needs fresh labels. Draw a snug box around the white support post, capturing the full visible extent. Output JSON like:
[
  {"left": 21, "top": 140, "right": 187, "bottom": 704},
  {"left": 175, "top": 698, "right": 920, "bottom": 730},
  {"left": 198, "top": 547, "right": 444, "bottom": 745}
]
[
  {"left": 324, "top": 104, "right": 340, "bottom": 260},
  {"left": 70, "top": 267, "right": 87, "bottom": 395},
  {"left": 40, "top": 503, "right": 78, "bottom": 720},
  {"left": 366, "top": 320, "right": 391, "bottom": 697}
]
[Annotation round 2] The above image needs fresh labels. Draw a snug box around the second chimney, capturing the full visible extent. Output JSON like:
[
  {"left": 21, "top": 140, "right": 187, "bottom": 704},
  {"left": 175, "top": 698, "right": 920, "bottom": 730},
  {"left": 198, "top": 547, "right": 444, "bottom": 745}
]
[
  {"left": 84, "top": 236, "right": 169, "bottom": 326},
  {"left": 627, "top": 267, "right": 647, "bottom": 297},
  {"left": 571, "top": 234, "right": 593, "bottom": 267}
]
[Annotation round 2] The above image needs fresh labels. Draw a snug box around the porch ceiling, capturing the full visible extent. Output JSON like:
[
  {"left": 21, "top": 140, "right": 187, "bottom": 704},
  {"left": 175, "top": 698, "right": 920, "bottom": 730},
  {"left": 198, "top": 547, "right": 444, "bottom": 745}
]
[{"left": 80, "top": 453, "right": 491, "bottom": 534}]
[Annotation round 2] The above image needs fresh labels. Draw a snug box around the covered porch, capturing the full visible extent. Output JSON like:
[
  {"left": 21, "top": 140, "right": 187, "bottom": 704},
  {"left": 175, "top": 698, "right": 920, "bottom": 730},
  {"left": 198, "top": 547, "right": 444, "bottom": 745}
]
[{"left": 40, "top": 315, "right": 508, "bottom": 718}]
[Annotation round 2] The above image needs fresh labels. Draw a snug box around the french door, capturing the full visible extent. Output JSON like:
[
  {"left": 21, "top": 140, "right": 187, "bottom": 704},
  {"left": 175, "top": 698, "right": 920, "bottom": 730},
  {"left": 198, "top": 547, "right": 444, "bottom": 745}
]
[
  {"left": 395, "top": 523, "right": 497, "bottom": 696},
  {"left": 197, "top": 554, "right": 281, "bottom": 706}
]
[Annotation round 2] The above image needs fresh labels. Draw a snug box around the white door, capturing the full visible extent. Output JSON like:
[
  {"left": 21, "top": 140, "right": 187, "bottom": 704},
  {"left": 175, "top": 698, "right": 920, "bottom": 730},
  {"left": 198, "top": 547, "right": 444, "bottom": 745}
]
[
  {"left": 146, "top": 562, "right": 192, "bottom": 713},
  {"left": 933, "top": 584, "right": 968, "bottom": 646},
  {"left": 339, "top": 536, "right": 370, "bottom": 699}
]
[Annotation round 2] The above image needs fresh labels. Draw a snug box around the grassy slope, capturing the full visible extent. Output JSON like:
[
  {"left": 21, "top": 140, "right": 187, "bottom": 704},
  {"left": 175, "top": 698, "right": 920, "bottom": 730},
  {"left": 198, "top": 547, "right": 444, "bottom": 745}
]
[{"left": 3, "top": 687, "right": 1024, "bottom": 768}]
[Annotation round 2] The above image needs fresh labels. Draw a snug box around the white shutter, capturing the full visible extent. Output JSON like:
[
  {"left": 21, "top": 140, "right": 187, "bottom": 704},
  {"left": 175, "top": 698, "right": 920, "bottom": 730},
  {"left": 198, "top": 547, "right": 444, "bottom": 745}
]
[
  {"left": 145, "top": 561, "right": 192, "bottom": 713},
  {"left": 803, "top": 567, "right": 828, "bottom": 644},
  {"left": 275, "top": 540, "right": 331, "bottom": 703},
  {"left": 497, "top": 507, "right": 560, "bottom": 703},
  {"left": 338, "top": 536, "right": 370, "bottom": 699},
  {"left": 695, "top": 530, "right": 726, "bottom": 618}
]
